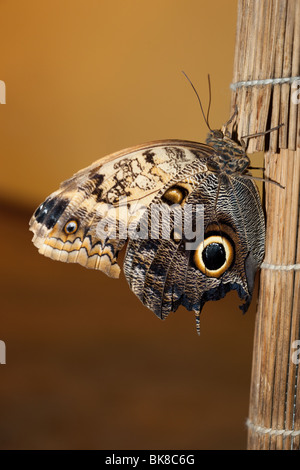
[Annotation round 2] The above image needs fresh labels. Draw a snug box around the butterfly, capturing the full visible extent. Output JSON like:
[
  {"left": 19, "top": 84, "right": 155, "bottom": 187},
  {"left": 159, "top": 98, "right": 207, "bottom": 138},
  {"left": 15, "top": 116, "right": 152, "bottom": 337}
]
[
  {"left": 29, "top": 71, "right": 272, "bottom": 333},
  {"left": 29, "top": 113, "right": 267, "bottom": 334}
]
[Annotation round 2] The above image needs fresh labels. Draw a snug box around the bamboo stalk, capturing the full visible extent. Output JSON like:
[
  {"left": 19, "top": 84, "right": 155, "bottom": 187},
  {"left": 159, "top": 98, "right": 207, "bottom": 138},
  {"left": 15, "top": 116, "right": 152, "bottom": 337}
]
[{"left": 230, "top": 0, "right": 300, "bottom": 450}]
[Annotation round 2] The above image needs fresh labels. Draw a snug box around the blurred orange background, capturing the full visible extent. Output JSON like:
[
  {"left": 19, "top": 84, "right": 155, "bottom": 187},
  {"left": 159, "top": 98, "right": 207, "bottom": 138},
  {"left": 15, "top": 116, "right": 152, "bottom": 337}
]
[{"left": 0, "top": 0, "right": 260, "bottom": 450}]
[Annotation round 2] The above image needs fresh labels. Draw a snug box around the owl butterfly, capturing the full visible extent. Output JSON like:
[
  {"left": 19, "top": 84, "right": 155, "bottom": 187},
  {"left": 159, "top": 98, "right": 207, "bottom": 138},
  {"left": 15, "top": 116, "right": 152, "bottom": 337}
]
[{"left": 29, "top": 90, "right": 267, "bottom": 334}]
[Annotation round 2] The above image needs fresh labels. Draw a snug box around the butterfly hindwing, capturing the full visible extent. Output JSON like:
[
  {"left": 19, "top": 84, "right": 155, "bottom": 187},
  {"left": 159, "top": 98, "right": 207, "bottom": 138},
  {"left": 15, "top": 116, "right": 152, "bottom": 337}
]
[{"left": 124, "top": 165, "right": 265, "bottom": 320}]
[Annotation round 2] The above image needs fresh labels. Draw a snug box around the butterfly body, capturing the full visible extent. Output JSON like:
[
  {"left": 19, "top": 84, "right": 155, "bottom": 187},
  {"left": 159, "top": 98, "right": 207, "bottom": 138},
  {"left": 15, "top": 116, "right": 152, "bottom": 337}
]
[{"left": 29, "top": 130, "right": 265, "bottom": 331}]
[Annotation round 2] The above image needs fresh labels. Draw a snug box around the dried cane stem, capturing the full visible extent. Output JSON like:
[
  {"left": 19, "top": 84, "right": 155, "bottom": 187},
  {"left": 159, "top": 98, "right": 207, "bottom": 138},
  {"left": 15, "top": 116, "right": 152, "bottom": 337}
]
[{"left": 230, "top": 0, "right": 300, "bottom": 450}]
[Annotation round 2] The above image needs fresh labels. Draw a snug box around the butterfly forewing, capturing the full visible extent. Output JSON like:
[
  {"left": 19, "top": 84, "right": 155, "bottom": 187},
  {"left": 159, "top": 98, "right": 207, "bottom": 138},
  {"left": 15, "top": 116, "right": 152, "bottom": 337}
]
[{"left": 29, "top": 140, "right": 214, "bottom": 278}]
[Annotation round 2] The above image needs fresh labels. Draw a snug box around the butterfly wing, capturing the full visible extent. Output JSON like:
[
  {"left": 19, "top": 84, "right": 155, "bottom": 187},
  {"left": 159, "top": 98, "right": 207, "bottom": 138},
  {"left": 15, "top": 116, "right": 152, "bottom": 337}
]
[
  {"left": 29, "top": 137, "right": 265, "bottom": 328},
  {"left": 29, "top": 140, "right": 213, "bottom": 278},
  {"left": 124, "top": 167, "right": 265, "bottom": 321}
]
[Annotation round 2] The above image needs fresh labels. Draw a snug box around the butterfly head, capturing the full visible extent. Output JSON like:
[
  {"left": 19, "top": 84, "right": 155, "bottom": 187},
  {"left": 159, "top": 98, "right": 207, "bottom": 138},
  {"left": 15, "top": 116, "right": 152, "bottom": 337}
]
[{"left": 205, "top": 129, "right": 250, "bottom": 175}]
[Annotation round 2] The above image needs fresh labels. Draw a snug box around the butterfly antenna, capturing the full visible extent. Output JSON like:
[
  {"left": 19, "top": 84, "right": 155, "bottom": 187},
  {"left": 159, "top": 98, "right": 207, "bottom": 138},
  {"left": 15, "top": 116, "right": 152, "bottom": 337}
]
[
  {"left": 182, "top": 71, "right": 212, "bottom": 131},
  {"left": 206, "top": 74, "right": 212, "bottom": 129}
]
